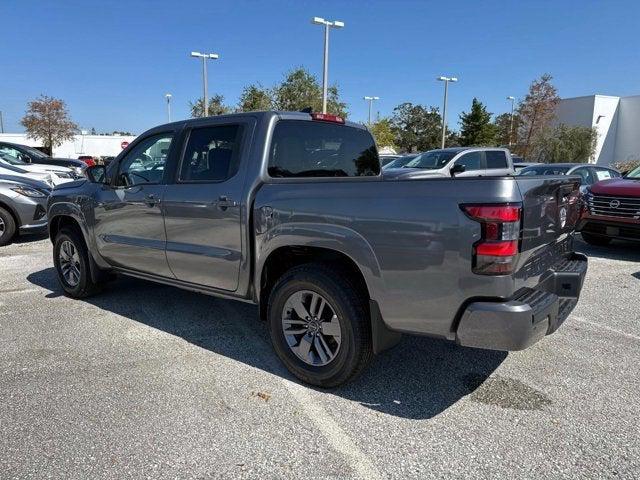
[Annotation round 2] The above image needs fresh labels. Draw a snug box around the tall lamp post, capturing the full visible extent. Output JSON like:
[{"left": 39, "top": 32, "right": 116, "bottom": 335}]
[
  {"left": 363, "top": 96, "right": 380, "bottom": 125},
  {"left": 165, "top": 93, "right": 172, "bottom": 122},
  {"left": 506, "top": 96, "right": 516, "bottom": 146},
  {"left": 311, "top": 17, "right": 344, "bottom": 114},
  {"left": 190, "top": 51, "right": 219, "bottom": 117},
  {"left": 436, "top": 76, "right": 458, "bottom": 148}
]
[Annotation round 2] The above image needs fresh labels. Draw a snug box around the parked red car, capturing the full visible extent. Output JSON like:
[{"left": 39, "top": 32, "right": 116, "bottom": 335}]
[
  {"left": 77, "top": 155, "right": 96, "bottom": 167},
  {"left": 578, "top": 165, "right": 640, "bottom": 245}
]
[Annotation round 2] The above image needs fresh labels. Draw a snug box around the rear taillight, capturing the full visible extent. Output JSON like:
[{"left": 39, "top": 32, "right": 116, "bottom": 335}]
[
  {"left": 462, "top": 203, "right": 522, "bottom": 275},
  {"left": 310, "top": 113, "right": 345, "bottom": 124}
]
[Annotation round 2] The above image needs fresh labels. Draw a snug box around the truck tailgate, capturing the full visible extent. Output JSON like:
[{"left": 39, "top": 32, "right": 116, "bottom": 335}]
[{"left": 515, "top": 176, "right": 581, "bottom": 273}]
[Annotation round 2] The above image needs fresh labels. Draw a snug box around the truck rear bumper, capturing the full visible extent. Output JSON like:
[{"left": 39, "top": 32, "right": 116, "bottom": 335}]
[{"left": 455, "top": 253, "right": 588, "bottom": 351}]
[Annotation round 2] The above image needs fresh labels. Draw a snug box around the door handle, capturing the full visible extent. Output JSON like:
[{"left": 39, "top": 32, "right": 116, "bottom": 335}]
[
  {"left": 216, "top": 195, "right": 238, "bottom": 210},
  {"left": 144, "top": 193, "right": 160, "bottom": 207}
]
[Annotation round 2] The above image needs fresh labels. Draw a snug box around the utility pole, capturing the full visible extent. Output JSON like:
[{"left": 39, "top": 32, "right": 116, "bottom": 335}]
[
  {"left": 507, "top": 96, "right": 516, "bottom": 146},
  {"left": 437, "top": 76, "right": 458, "bottom": 149},
  {"left": 363, "top": 96, "right": 380, "bottom": 125},
  {"left": 312, "top": 17, "right": 344, "bottom": 113},
  {"left": 190, "top": 51, "right": 219, "bottom": 117}
]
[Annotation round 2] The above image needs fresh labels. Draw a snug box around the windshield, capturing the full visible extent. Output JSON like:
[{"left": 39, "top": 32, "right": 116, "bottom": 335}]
[
  {"left": 383, "top": 155, "right": 416, "bottom": 169},
  {"left": 518, "top": 166, "right": 571, "bottom": 176},
  {"left": 0, "top": 152, "right": 27, "bottom": 165},
  {"left": 21, "top": 145, "right": 48, "bottom": 159},
  {"left": 403, "top": 150, "right": 458, "bottom": 169},
  {"left": 626, "top": 166, "right": 640, "bottom": 178}
]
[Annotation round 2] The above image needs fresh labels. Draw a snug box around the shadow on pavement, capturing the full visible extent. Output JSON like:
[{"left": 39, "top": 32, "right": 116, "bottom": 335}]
[
  {"left": 575, "top": 238, "right": 640, "bottom": 262},
  {"left": 27, "top": 267, "right": 506, "bottom": 420}
]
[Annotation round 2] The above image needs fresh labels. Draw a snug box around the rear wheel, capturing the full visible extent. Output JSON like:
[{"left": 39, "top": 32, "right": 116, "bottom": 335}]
[
  {"left": 581, "top": 232, "right": 612, "bottom": 246},
  {"left": 0, "top": 207, "right": 17, "bottom": 247},
  {"left": 53, "top": 228, "right": 102, "bottom": 298},
  {"left": 268, "top": 263, "right": 373, "bottom": 388}
]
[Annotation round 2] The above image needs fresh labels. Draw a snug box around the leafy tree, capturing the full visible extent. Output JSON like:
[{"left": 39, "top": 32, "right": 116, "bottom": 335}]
[
  {"left": 516, "top": 74, "right": 560, "bottom": 157},
  {"left": 369, "top": 118, "right": 395, "bottom": 148},
  {"left": 459, "top": 98, "right": 498, "bottom": 146},
  {"left": 273, "top": 68, "right": 347, "bottom": 117},
  {"left": 390, "top": 103, "right": 442, "bottom": 152},
  {"left": 530, "top": 124, "right": 597, "bottom": 163},
  {"left": 21, "top": 95, "right": 78, "bottom": 153},
  {"left": 494, "top": 112, "right": 521, "bottom": 147},
  {"left": 238, "top": 84, "right": 273, "bottom": 112},
  {"left": 189, "top": 94, "right": 231, "bottom": 117}
]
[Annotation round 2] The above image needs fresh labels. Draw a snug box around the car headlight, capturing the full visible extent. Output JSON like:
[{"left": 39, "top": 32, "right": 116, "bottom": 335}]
[
  {"left": 53, "top": 171, "right": 72, "bottom": 179},
  {"left": 11, "top": 186, "right": 48, "bottom": 198}
]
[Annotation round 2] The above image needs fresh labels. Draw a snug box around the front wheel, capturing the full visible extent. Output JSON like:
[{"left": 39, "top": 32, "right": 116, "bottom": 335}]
[
  {"left": 0, "top": 207, "right": 17, "bottom": 246},
  {"left": 268, "top": 263, "right": 373, "bottom": 388},
  {"left": 581, "top": 232, "right": 612, "bottom": 246},
  {"left": 53, "top": 229, "right": 101, "bottom": 298}
]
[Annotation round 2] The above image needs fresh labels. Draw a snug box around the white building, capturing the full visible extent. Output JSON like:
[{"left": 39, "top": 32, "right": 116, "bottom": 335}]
[
  {"left": 0, "top": 133, "right": 137, "bottom": 158},
  {"left": 555, "top": 94, "right": 640, "bottom": 166}
]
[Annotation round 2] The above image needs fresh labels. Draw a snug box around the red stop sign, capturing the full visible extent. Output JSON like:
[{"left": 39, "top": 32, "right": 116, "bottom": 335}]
[{"left": 121, "top": 141, "right": 129, "bottom": 150}]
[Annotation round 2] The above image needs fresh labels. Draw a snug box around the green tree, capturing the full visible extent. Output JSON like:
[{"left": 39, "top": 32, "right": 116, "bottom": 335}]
[
  {"left": 530, "top": 124, "right": 597, "bottom": 163},
  {"left": 21, "top": 95, "right": 78, "bottom": 153},
  {"left": 459, "top": 98, "right": 498, "bottom": 146},
  {"left": 189, "top": 94, "right": 231, "bottom": 117},
  {"left": 516, "top": 74, "right": 560, "bottom": 157},
  {"left": 238, "top": 84, "right": 273, "bottom": 112},
  {"left": 390, "top": 103, "right": 442, "bottom": 152},
  {"left": 369, "top": 118, "right": 395, "bottom": 148},
  {"left": 494, "top": 112, "right": 521, "bottom": 147},
  {"left": 273, "top": 68, "right": 347, "bottom": 117}
]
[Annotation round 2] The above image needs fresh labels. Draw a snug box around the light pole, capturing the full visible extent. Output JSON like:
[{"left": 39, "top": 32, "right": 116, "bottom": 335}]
[
  {"left": 312, "top": 17, "right": 344, "bottom": 114},
  {"left": 190, "top": 51, "right": 219, "bottom": 117},
  {"left": 165, "top": 93, "right": 172, "bottom": 122},
  {"left": 0, "top": 111, "right": 4, "bottom": 133},
  {"left": 363, "top": 96, "right": 380, "bottom": 125},
  {"left": 437, "top": 76, "right": 458, "bottom": 148},
  {"left": 506, "top": 96, "right": 515, "bottom": 146}
]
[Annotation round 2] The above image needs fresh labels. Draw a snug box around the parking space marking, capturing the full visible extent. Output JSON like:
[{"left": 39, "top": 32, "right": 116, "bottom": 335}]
[
  {"left": 220, "top": 302, "right": 382, "bottom": 480},
  {"left": 572, "top": 315, "right": 640, "bottom": 341}
]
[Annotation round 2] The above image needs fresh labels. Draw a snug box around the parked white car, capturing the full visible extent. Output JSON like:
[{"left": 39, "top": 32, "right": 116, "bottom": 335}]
[
  {"left": 0, "top": 162, "right": 55, "bottom": 186},
  {"left": 0, "top": 152, "right": 77, "bottom": 185},
  {"left": 383, "top": 147, "right": 515, "bottom": 179}
]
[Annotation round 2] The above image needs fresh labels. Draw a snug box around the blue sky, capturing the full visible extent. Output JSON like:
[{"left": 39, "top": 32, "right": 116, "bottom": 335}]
[{"left": 2, "top": 0, "right": 639, "bottom": 134}]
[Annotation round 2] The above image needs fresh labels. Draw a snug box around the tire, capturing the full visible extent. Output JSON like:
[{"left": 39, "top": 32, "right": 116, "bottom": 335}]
[
  {"left": 267, "top": 263, "right": 373, "bottom": 388},
  {"left": 581, "top": 232, "right": 612, "bottom": 246},
  {"left": 0, "top": 207, "right": 17, "bottom": 247},
  {"left": 53, "top": 228, "right": 101, "bottom": 298}
]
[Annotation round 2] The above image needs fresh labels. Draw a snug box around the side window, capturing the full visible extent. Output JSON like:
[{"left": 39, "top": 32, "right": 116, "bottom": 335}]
[
  {"left": 485, "top": 151, "right": 508, "bottom": 169},
  {"left": 268, "top": 120, "right": 380, "bottom": 178},
  {"left": 117, "top": 133, "right": 173, "bottom": 187},
  {"left": 572, "top": 167, "right": 595, "bottom": 185},
  {"left": 454, "top": 151, "right": 483, "bottom": 171},
  {"left": 179, "top": 125, "right": 244, "bottom": 182}
]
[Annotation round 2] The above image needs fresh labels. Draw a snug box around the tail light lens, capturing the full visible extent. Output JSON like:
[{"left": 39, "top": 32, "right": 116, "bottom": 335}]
[
  {"left": 310, "top": 113, "right": 345, "bottom": 124},
  {"left": 462, "top": 203, "right": 522, "bottom": 275}
]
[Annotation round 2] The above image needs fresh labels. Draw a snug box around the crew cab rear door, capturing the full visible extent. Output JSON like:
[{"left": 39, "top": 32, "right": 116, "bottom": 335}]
[{"left": 161, "top": 119, "right": 255, "bottom": 291}]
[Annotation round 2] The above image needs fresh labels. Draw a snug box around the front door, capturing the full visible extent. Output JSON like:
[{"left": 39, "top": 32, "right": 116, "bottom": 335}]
[
  {"left": 94, "top": 132, "right": 175, "bottom": 277},
  {"left": 162, "top": 122, "right": 250, "bottom": 291}
]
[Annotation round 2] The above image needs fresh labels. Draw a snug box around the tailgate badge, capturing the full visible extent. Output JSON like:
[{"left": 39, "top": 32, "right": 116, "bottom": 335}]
[{"left": 559, "top": 207, "right": 567, "bottom": 228}]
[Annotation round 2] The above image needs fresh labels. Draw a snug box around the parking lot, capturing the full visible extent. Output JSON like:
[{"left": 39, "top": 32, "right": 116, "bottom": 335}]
[{"left": 0, "top": 236, "right": 638, "bottom": 479}]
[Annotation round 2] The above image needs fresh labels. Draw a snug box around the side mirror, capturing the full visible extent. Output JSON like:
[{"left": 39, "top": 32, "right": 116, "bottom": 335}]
[
  {"left": 86, "top": 164, "right": 108, "bottom": 184},
  {"left": 450, "top": 163, "right": 466, "bottom": 176},
  {"left": 21, "top": 154, "right": 32, "bottom": 163}
]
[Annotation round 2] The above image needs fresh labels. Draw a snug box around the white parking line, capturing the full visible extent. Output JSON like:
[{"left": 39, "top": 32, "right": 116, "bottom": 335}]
[
  {"left": 572, "top": 315, "right": 640, "bottom": 341},
  {"left": 219, "top": 302, "right": 381, "bottom": 480}
]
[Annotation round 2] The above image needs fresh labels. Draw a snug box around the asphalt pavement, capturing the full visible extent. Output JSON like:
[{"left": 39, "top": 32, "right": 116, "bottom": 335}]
[{"left": 0, "top": 236, "right": 638, "bottom": 479}]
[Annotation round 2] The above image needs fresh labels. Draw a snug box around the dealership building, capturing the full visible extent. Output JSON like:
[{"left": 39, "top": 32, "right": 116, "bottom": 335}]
[
  {"left": 556, "top": 94, "right": 640, "bottom": 166},
  {"left": 0, "top": 133, "right": 137, "bottom": 158}
]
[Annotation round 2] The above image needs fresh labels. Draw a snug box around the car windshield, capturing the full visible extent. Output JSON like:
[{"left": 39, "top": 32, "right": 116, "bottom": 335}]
[
  {"left": 403, "top": 150, "right": 458, "bottom": 169},
  {"left": 383, "top": 155, "right": 416, "bottom": 169},
  {"left": 626, "top": 166, "right": 640, "bottom": 178},
  {"left": 518, "top": 166, "right": 571, "bottom": 176},
  {"left": 0, "top": 152, "right": 27, "bottom": 165},
  {"left": 21, "top": 145, "right": 48, "bottom": 159}
]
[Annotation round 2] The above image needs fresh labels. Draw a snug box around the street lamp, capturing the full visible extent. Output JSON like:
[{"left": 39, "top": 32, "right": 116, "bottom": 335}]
[
  {"left": 363, "top": 96, "right": 380, "bottom": 125},
  {"left": 506, "top": 96, "right": 516, "bottom": 146},
  {"left": 190, "top": 51, "right": 219, "bottom": 117},
  {"left": 165, "top": 93, "right": 172, "bottom": 122},
  {"left": 312, "top": 17, "right": 345, "bottom": 114},
  {"left": 436, "top": 76, "right": 458, "bottom": 148}
]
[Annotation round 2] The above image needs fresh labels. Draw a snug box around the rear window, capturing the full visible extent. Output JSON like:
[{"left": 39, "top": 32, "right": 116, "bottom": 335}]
[
  {"left": 519, "top": 166, "right": 571, "bottom": 176},
  {"left": 486, "top": 151, "right": 508, "bottom": 169},
  {"left": 268, "top": 120, "right": 380, "bottom": 178}
]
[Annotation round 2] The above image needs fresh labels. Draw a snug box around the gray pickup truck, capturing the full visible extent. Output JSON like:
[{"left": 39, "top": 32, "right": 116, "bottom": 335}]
[{"left": 47, "top": 111, "right": 587, "bottom": 387}]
